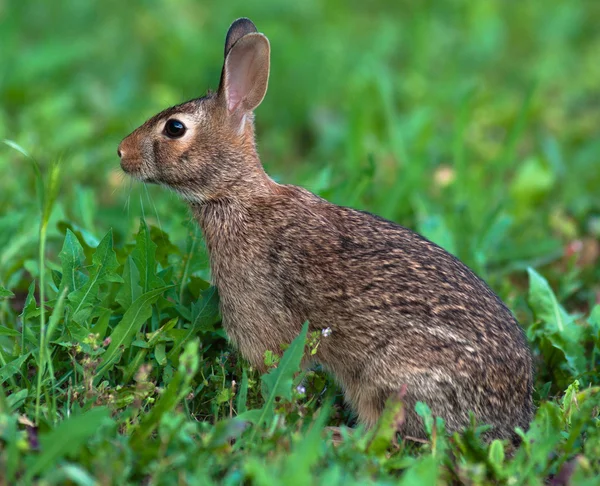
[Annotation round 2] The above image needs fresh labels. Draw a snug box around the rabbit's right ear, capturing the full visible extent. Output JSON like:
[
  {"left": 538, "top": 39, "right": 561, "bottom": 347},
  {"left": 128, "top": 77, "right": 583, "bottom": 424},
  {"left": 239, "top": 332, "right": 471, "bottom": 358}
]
[
  {"left": 224, "top": 18, "right": 258, "bottom": 57},
  {"left": 218, "top": 30, "right": 270, "bottom": 125}
]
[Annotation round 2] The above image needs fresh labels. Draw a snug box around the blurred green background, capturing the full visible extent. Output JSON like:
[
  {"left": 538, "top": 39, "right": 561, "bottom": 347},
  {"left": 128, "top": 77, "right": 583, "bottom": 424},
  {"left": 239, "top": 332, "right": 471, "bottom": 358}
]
[
  {"left": 1, "top": 2, "right": 600, "bottom": 481},
  {"left": 1, "top": 0, "right": 599, "bottom": 310}
]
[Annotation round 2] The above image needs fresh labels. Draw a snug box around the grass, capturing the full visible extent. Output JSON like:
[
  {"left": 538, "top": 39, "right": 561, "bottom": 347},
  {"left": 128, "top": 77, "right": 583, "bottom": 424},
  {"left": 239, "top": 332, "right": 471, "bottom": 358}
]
[{"left": 1, "top": 0, "right": 600, "bottom": 484}]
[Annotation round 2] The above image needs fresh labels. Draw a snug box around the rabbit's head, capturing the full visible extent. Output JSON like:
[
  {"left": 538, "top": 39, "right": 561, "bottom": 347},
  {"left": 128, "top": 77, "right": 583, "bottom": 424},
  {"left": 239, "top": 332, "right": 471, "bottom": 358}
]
[{"left": 118, "top": 18, "right": 271, "bottom": 203}]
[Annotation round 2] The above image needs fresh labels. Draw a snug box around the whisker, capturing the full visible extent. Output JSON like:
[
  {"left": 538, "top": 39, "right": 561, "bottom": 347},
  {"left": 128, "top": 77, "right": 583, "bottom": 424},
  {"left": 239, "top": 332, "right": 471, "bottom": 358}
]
[{"left": 111, "top": 168, "right": 127, "bottom": 197}]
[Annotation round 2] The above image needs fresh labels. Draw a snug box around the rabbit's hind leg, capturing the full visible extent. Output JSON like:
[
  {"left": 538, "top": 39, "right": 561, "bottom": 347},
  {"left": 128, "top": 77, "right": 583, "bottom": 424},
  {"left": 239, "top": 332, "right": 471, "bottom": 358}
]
[{"left": 348, "top": 373, "right": 473, "bottom": 440}]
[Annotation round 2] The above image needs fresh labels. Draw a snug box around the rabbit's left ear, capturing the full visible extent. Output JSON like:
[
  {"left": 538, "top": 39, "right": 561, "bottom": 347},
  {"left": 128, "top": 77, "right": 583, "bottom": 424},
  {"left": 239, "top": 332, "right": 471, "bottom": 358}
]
[{"left": 224, "top": 18, "right": 258, "bottom": 57}]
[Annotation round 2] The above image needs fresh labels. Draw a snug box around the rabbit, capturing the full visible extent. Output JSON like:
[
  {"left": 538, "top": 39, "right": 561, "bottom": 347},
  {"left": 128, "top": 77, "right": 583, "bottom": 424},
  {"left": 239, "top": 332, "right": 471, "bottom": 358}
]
[{"left": 118, "top": 18, "right": 534, "bottom": 441}]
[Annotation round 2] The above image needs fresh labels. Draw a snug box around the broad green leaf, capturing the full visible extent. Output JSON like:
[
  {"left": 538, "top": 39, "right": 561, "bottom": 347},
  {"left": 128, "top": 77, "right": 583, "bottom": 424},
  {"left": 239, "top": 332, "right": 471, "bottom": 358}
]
[
  {"left": 150, "top": 224, "right": 179, "bottom": 267},
  {"left": 67, "top": 319, "right": 93, "bottom": 343},
  {"left": 561, "top": 380, "right": 580, "bottom": 426},
  {"left": 132, "top": 218, "right": 165, "bottom": 292},
  {"left": 242, "top": 322, "right": 308, "bottom": 432},
  {"left": 0, "top": 285, "right": 14, "bottom": 298},
  {"left": 165, "top": 329, "right": 194, "bottom": 361},
  {"left": 508, "top": 402, "right": 563, "bottom": 477},
  {"left": 564, "top": 386, "right": 600, "bottom": 453},
  {"left": 51, "top": 269, "right": 62, "bottom": 289},
  {"left": 19, "top": 281, "right": 40, "bottom": 322},
  {"left": 25, "top": 407, "right": 112, "bottom": 480},
  {"left": 46, "top": 286, "right": 68, "bottom": 345},
  {"left": 527, "top": 267, "right": 585, "bottom": 374},
  {"left": 168, "top": 287, "right": 221, "bottom": 360},
  {"left": 415, "top": 401, "right": 434, "bottom": 435},
  {"left": 236, "top": 368, "right": 249, "bottom": 415},
  {"left": 90, "top": 307, "right": 111, "bottom": 339},
  {"left": 0, "top": 353, "right": 30, "bottom": 385},
  {"left": 528, "top": 268, "right": 572, "bottom": 333},
  {"left": 398, "top": 455, "right": 439, "bottom": 486},
  {"left": 69, "top": 230, "right": 122, "bottom": 322},
  {"left": 7, "top": 388, "right": 28, "bottom": 411},
  {"left": 97, "top": 286, "right": 167, "bottom": 376},
  {"left": 0, "top": 325, "right": 20, "bottom": 337},
  {"left": 190, "top": 286, "right": 220, "bottom": 332},
  {"left": 146, "top": 318, "right": 178, "bottom": 347},
  {"left": 58, "top": 229, "right": 87, "bottom": 294},
  {"left": 56, "top": 222, "right": 99, "bottom": 249},
  {"left": 261, "top": 321, "right": 308, "bottom": 401},
  {"left": 367, "top": 393, "right": 405, "bottom": 456},
  {"left": 155, "top": 343, "right": 166, "bottom": 366},
  {"left": 488, "top": 440, "right": 505, "bottom": 472},
  {"left": 116, "top": 255, "right": 142, "bottom": 310}
]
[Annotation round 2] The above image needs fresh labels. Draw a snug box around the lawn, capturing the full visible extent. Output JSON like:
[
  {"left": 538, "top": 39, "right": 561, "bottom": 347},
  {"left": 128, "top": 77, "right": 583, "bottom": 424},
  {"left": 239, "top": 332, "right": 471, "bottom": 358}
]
[{"left": 1, "top": 0, "right": 599, "bottom": 484}]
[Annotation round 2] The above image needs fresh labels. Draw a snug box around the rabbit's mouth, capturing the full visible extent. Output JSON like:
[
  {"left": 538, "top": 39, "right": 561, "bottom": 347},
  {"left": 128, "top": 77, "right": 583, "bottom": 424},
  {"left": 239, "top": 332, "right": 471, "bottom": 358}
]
[
  {"left": 119, "top": 157, "right": 141, "bottom": 174},
  {"left": 119, "top": 158, "right": 155, "bottom": 183}
]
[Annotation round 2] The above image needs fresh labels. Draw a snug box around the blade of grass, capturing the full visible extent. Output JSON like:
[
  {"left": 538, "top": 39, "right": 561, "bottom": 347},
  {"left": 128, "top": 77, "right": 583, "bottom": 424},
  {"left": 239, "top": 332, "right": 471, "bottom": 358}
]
[{"left": 35, "top": 160, "right": 61, "bottom": 425}]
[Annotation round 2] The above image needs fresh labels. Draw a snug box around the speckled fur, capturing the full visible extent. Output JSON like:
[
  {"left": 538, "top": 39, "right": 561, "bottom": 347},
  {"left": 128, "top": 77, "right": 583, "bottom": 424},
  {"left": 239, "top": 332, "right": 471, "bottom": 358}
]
[{"left": 119, "top": 18, "right": 533, "bottom": 441}]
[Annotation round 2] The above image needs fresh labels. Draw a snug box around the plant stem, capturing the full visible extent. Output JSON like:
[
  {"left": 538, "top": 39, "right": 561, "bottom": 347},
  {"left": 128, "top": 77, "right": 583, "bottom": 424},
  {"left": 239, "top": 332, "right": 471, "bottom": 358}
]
[
  {"left": 34, "top": 220, "right": 47, "bottom": 425},
  {"left": 179, "top": 226, "right": 199, "bottom": 304}
]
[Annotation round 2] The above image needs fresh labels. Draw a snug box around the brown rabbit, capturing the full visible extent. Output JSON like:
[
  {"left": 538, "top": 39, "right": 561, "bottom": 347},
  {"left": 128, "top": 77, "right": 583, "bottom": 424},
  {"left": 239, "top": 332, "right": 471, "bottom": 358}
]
[{"left": 118, "top": 18, "right": 533, "bottom": 441}]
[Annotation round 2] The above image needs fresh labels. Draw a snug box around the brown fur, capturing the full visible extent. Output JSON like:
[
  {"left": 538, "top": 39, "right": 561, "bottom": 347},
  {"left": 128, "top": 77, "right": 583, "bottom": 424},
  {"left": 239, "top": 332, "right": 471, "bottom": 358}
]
[{"left": 119, "top": 19, "right": 534, "bottom": 441}]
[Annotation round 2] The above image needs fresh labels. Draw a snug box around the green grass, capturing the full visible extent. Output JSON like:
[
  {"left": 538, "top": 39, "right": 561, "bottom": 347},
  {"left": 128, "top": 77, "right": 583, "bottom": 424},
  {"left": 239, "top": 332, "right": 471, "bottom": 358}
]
[{"left": 1, "top": 0, "right": 600, "bottom": 484}]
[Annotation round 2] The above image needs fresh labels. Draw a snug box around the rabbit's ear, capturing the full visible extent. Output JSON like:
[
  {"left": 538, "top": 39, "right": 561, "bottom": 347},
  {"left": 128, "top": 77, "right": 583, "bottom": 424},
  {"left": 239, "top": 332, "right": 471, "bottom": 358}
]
[
  {"left": 218, "top": 32, "right": 270, "bottom": 116},
  {"left": 224, "top": 18, "right": 258, "bottom": 57}
]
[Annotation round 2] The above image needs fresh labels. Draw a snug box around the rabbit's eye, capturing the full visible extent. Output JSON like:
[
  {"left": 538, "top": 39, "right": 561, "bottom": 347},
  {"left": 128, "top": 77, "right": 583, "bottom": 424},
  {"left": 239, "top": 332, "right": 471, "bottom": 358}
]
[{"left": 164, "top": 119, "right": 186, "bottom": 138}]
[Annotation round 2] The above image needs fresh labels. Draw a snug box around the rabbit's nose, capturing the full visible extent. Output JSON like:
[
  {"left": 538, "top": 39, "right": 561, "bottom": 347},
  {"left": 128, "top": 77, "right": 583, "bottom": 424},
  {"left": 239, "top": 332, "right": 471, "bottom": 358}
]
[{"left": 117, "top": 144, "right": 124, "bottom": 158}]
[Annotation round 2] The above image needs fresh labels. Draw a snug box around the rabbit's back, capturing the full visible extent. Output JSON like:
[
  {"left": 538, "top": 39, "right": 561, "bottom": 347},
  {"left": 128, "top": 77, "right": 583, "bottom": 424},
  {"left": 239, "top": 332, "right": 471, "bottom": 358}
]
[{"left": 195, "top": 184, "right": 533, "bottom": 440}]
